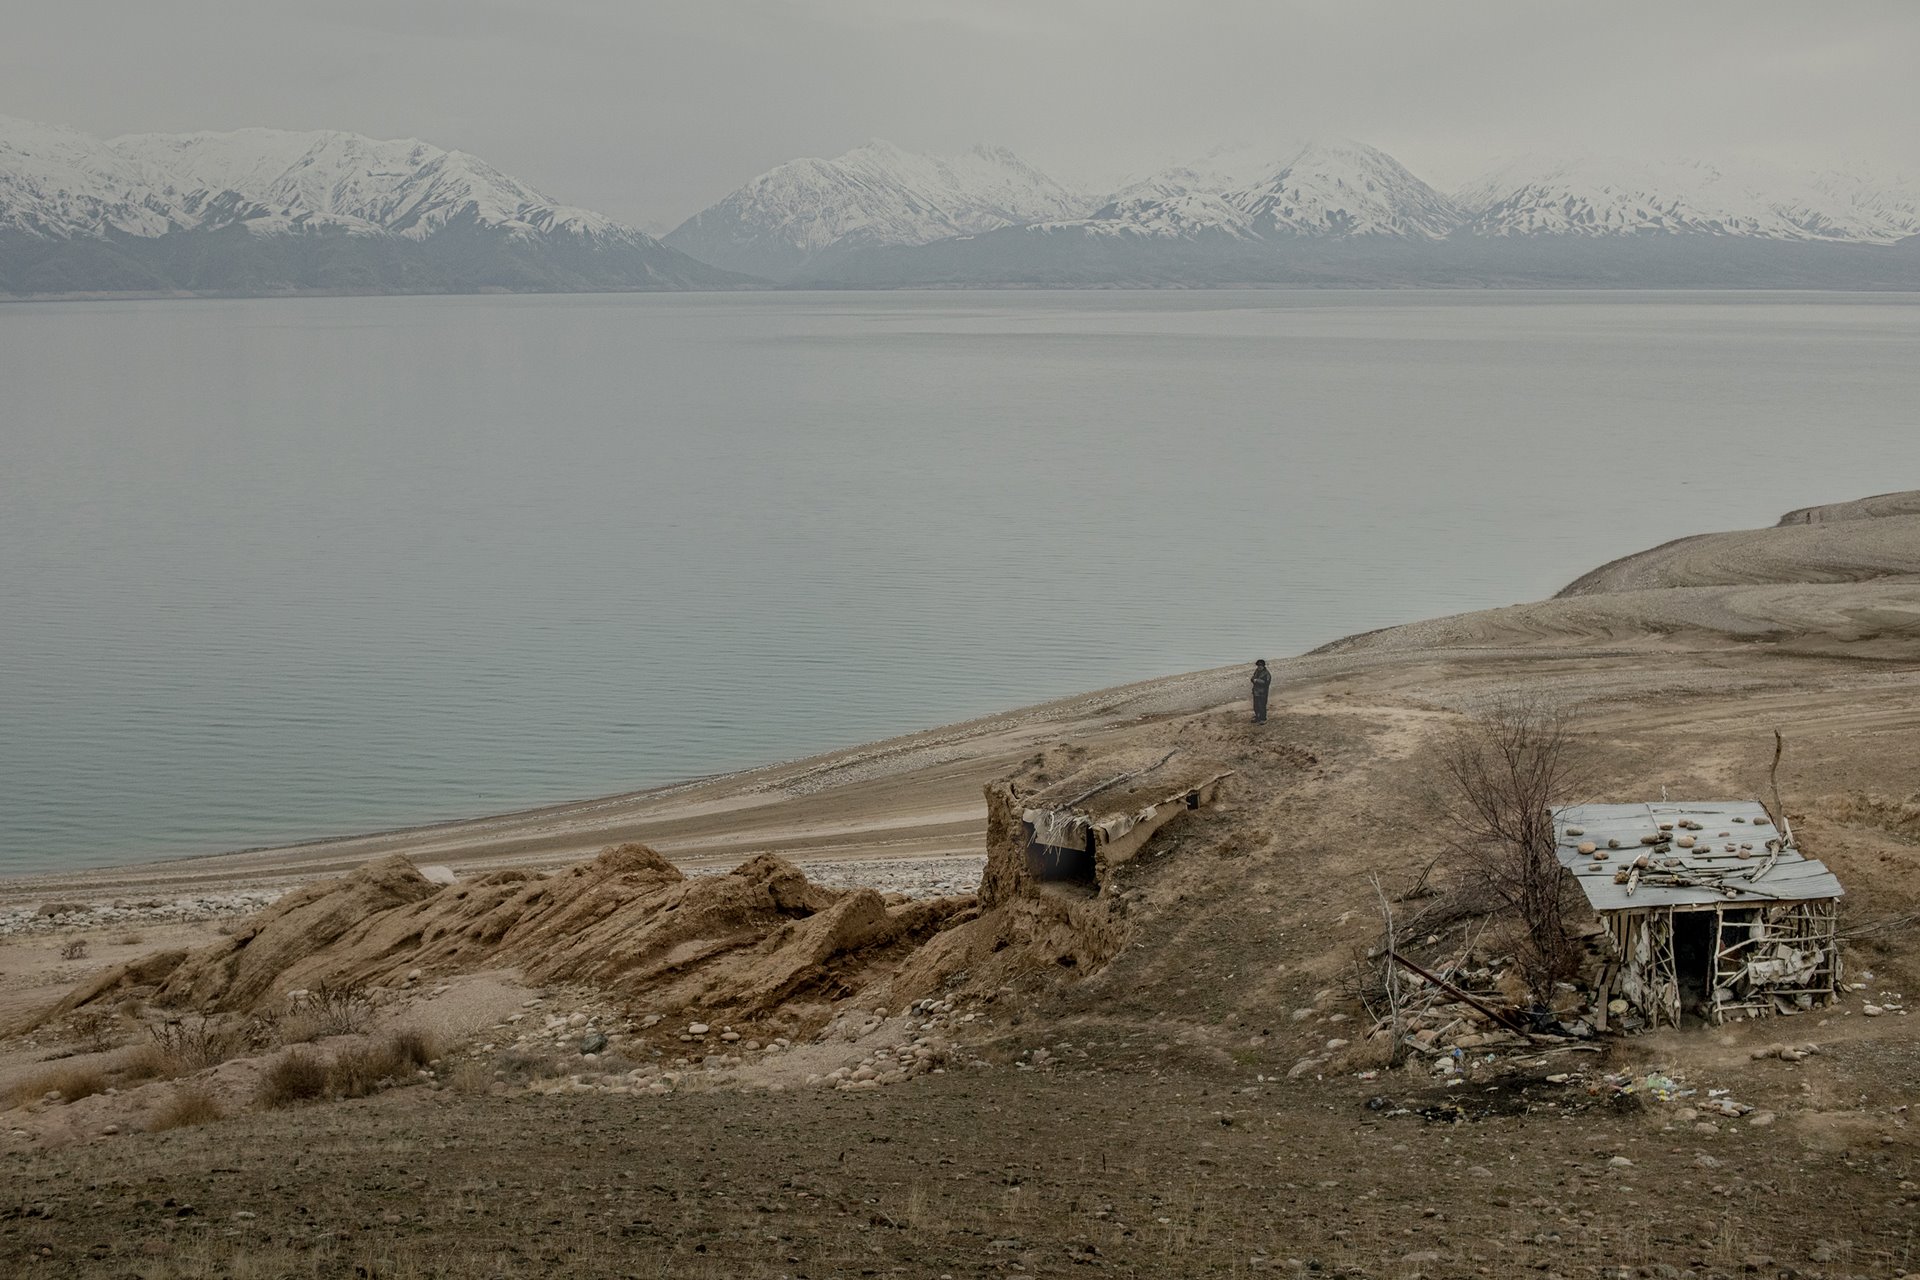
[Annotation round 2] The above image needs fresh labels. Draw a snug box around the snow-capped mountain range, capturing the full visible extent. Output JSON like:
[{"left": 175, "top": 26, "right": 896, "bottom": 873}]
[
  {"left": 0, "top": 114, "right": 739, "bottom": 294},
  {"left": 4, "top": 111, "right": 1918, "bottom": 296},
  {"left": 663, "top": 139, "right": 1090, "bottom": 280},
  {"left": 1057, "top": 139, "right": 1464, "bottom": 241},
  {"left": 668, "top": 136, "right": 1920, "bottom": 288},
  {"left": 1458, "top": 155, "right": 1920, "bottom": 243}
]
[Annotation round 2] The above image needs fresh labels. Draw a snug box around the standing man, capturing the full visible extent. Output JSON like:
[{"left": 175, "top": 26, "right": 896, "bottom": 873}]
[{"left": 1250, "top": 659, "right": 1271, "bottom": 724}]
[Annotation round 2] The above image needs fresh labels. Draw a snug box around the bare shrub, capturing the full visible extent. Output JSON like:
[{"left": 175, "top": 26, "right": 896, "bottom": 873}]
[
  {"left": 60, "top": 939, "right": 89, "bottom": 961},
  {"left": 297, "top": 980, "right": 376, "bottom": 1037},
  {"left": 1430, "top": 699, "right": 1586, "bottom": 1004},
  {"left": 148, "top": 1087, "right": 223, "bottom": 1132},
  {"left": 117, "top": 932, "right": 146, "bottom": 947},
  {"left": 256, "top": 1051, "right": 329, "bottom": 1108},
  {"left": 6, "top": 1063, "right": 109, "bottom": 1107},
  {"left": 246, "top": 1005, "right": 325, "bottom": 1047},
  {"left": 148, "top": 1015, "right": 242, "bottom": 1074},
  {"left": 492, "top": 1048, "right": 572, "bottom": 1085},
  {"left": 64, "top": 1007, "right": 125, "bottom": 1054}
]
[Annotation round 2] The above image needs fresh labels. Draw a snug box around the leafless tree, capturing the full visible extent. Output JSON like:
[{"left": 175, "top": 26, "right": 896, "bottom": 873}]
[
  {"left": 1431, "top": 698, "right": 1586, "bottom": 1004},
  {"left": 1369, "top": 872, "right": 1407, "bottom": 1066}
]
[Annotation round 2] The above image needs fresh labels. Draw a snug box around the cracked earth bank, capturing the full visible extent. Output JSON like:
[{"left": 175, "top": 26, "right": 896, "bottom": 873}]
[{"left": 3, "top": 493, "right": 1919, "bottom": 1279}]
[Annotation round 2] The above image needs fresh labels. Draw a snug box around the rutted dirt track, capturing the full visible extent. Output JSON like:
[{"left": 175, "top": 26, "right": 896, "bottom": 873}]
[{"left": 3, "top": 494, "right": 1919, "bottom": 1279}]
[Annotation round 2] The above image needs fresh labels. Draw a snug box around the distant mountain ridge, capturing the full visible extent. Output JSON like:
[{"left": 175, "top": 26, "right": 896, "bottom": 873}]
[
  {"left": 783, "top": 143, "right": 1920, "bottom": 288},
  {"left": 1457, "top": 154, "right": 1920, "bottom": 243},
  {"left": 1051, "top": 139, "right": 1463, "bottom": 241},
  {"left": 0, "top": 115, "right": 744, "bottom": 296},
  {"left": 6, "top": 113, "right": 1919, "bottom": 296},
  {"left": 663, "top": 139, "right": 1090, "bottom": 280}
]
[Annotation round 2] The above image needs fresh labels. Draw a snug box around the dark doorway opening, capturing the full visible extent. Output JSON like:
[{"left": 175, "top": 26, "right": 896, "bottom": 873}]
[
  {"left": 1672, "top": 910, "right": 1715, "bottom": 1022},
  {"left": 1023, "top": 823, "right": 1096, "bottom": 887}
]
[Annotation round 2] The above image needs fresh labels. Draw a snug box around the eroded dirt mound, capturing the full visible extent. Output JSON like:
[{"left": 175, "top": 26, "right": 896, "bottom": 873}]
[
  {"left": 1815, "top": 790, "right": 1920, "bottom": 842},
  {"left": 34, "top": 846, "right": 973, "bottom": 1031}
]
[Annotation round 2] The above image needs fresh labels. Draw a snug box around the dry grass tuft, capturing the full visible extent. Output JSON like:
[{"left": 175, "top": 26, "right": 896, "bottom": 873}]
[
  {"left": 148, "top": 1087, "right": 223, "bottom": 1132},
  {"left": 115, "top": 1040, "right": 180, "bottom": 1085},
  {"left": 256, "top": 1051, "right": 329, "bottom": 1108},
  {"left": 328, "top": 1044, "right": 403, "bottom": 1099},
  {"left": 444, "top": 1059, "right": 494, "bottom": 1096},
  {"left": 256, "top": 1031, "right": 436, "bottom": 1108},
  {"left": 330, "top": 1029, "right": 438, "bottom": 1098},
  {"left": 386, "top": 1027, "right": 437, "bottom": 1070},
  {"left": 6, "top": 1062, "right": 109, "bottom": 1108}
]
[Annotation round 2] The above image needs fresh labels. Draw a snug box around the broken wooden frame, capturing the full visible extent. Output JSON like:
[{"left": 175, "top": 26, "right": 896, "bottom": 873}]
[{"left": 1592, "top": 897, "right": 1842, "bottom": 1028}]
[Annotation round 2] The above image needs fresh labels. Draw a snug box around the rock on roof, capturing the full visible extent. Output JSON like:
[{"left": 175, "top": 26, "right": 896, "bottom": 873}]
[{"left": 1552, "top": 801, "right": 1843, "bottom": 911}]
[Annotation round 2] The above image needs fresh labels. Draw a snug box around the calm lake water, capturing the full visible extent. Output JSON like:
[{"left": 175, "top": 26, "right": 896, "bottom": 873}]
[{"left": 2, "top": 291, "right": 1915, "bottom": 873}]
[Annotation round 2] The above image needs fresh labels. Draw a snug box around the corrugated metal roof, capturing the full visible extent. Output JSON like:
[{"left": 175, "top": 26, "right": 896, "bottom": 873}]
[{"left": 1552, "top": 800, "right": 1844, "bottom": 912}]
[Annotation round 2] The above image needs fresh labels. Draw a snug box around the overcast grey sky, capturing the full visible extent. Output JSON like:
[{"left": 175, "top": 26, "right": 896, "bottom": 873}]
[{"left": 7, "top": 1, "right": 1917, "bottom": 230}]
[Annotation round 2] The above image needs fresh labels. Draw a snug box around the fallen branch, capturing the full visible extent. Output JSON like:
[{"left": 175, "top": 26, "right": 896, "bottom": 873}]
[
  {"left": 1384, "top": 950, "right": 1528, "bottom": 1032},
  {"left": 1396, "top": 857, "right": 1440, "bottom": 903},
  {"left": 1836, "top": 912, "right": 1920, "bottom": 941},
  {"left": 1061, "top": 750, "right": 1178, "bottom": 809}
]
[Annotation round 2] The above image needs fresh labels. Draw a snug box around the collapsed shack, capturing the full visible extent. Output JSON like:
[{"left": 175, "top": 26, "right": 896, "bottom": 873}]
[
  {"left": 986, "top": 757, "right": 1235, "bottom": 899},
  {"left": 1553, "top": 801, "right": 1844, "bottom": 1027},
  {"left": 888, "top": 748, "right": 1240, "bottom": 1000}
]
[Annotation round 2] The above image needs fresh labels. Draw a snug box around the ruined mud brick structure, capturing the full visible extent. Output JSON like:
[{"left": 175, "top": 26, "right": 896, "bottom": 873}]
[
  {"left": 1553, "top": 801, "right": 1843, "bottom": 1027},
  {"left": 982, "top": 761, "right": 1233, "bottom": 904}
]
